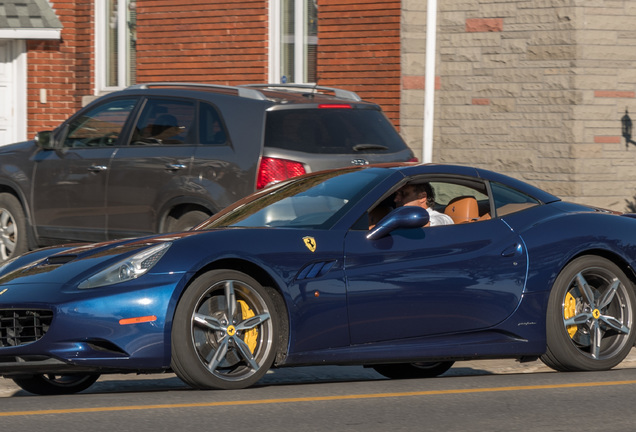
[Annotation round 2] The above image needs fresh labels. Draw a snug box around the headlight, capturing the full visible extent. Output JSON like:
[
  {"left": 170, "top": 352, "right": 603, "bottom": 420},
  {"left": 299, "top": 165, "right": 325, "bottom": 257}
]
[{"left": 78, "top": 242, "right": 172, "bottom": 289}]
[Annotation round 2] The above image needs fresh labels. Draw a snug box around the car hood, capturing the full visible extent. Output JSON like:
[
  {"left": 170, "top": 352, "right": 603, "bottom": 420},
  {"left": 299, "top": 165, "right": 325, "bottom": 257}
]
[
  {"left": 0, "top": 139, "right": 37, "bottom": 155},
  {"left": 0, "top": 231, "right": 203, "bottom": 286}
]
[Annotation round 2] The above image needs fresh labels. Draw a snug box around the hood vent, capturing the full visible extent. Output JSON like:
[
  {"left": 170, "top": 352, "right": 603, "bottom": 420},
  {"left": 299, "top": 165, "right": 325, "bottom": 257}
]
[{"left": 42, "top": 255, "right": 77, "bottom": 266}]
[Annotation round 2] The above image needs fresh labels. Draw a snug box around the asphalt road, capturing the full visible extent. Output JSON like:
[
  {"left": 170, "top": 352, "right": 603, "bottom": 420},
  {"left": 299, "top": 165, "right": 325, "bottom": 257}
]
[
  {"left": 1, "top": 353, "right": 561, "bottom": 397},
  {"left": 2, "top": 351, "right": 636, "bottom": 431}
]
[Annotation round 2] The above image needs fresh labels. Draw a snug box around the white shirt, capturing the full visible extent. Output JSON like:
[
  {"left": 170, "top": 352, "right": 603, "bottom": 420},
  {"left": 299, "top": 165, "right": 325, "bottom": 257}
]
[{"left": 427, "top": 208, "right": 454, "bottom": 226}]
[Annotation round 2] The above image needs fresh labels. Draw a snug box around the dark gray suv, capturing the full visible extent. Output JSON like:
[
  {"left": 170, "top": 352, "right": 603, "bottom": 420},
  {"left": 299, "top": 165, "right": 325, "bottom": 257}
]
[{"left": 0, "top": 83, "right": 416, "bottom": 261}]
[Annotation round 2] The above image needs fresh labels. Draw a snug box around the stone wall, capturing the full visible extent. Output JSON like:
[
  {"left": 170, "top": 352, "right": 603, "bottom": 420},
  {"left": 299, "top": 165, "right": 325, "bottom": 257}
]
[{"left": 401, "top": 0, "right": 636, "bottom": 211}]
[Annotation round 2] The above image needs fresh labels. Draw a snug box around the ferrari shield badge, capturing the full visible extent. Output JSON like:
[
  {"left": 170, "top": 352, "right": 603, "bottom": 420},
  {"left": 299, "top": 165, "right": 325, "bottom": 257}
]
[{"left": 302, "top": 236, "right": 317, "bottom": 252}]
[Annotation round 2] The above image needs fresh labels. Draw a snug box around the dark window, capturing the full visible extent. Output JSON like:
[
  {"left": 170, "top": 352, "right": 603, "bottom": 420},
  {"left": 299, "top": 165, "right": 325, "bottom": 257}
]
[
  {"left": 264, "top": 108, "right": 406, "bottom": 154},
  {"left": 130, "top": 99, "right": 196, "bottom": 145},
  {"left": 199, "top": 102, "right": 228, "bottom": 145},
  {"left": 63, "top": 98, "right": 137, "bottom": 148}
]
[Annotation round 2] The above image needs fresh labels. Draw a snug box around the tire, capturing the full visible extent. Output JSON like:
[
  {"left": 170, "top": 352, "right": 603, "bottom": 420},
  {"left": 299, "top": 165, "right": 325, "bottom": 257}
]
[
  {"left": 171, "top": 270, "right": 280, "bottom": 390},
  {"left": 0, "top": 193, "right": 28, "bottom": 261},
  {"left": 12, "top": 374, "right": 100, "bottom": 395},
  {"left": 371, "top": 361, "right": 454, "bottom": 379},
  {"left": 541, "top": 256, "right": 636, "bottom": 372},
  {"left": 167, "top": 210, "right": 210, "bottom": 232}
]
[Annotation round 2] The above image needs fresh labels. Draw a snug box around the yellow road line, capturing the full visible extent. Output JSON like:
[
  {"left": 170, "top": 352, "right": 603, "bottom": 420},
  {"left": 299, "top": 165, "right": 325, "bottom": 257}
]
[{"left": 2, "top": 380, "right": 636, "bottom": 417}]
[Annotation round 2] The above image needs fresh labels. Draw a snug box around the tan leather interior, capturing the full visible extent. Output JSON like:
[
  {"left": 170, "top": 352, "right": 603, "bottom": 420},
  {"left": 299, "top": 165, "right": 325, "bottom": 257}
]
[{"left": 444, "top": 196, "right": 479, "bottom": 224}]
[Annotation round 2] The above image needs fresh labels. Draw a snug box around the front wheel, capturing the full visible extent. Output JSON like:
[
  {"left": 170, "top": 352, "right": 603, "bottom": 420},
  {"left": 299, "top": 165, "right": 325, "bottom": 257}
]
[
  {"left": 541, "top": 256, "right": 636, "bottom": 371},
  {"left": 0, "top": 193, "right": 28, "bottom": 261},
  {"left": 171, "top": 270, "right": 280, "bottom": 390},
  {"left": 371, "top": 361, "right": 454, "bottom": 379},
  {"left": 12, "top": 374, "right": 100, "bottom": 395}
]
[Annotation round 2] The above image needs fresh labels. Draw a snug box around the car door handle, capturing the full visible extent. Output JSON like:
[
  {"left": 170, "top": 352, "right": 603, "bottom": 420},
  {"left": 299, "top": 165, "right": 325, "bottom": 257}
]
[
  {"left": 165, "top": 163, "right": 186, "bottom": 171},
  {"left": 501, "top": 243, "right": 523, "bottom": 257},
  {"left": 88, "top": 165, "right": 108, "bottom": 172}
]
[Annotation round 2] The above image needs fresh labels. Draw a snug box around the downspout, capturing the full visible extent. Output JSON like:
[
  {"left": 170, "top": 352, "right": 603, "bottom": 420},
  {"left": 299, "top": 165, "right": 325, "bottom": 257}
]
[{"left": 422, "top": 0, "right": 437, "bottom": 163}]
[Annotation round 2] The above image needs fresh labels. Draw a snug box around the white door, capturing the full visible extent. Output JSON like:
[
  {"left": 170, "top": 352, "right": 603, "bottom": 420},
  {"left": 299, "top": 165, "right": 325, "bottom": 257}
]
[{"left": 0, "top": 40, "right": 26, "bottom": 146}]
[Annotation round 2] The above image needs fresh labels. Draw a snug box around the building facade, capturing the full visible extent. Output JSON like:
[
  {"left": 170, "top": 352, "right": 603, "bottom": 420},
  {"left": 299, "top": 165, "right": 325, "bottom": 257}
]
[
  {"left": 3, "top": 0, "right": 636, "bottom": 210},
  {"left": 401, "top": 0, "right": 636, "bottom": 210}
]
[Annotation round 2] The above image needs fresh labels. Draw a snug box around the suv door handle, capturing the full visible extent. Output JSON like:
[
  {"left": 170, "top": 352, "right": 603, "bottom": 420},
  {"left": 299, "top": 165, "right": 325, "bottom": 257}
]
[
  {"left": 165, "top": 163, "right": 186, "bottom": 171},
  {"left": 88, "top": 165, "right": 108, "bottom": 172}
]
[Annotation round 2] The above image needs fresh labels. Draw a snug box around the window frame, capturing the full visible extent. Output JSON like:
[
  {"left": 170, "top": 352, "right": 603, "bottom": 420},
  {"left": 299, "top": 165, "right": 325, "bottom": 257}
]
[
  {"left": 95, "top": 0, "right": 136, "bottom": 92},
  {"left": 269, "top": 0, "right": 317, "bottom": 84}
]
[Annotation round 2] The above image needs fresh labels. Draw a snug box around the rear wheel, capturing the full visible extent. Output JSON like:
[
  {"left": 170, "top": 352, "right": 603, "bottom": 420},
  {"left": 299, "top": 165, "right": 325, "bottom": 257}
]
[
  {"left": 0, "top": 193, "right": 28, "bottom": 261},
  {"left": 171, "top": 270, "right": 280, "bottom": 390},
  {"left": 166, "top": 210, "right": 210, "bottom": 232},
  {"left": 541, "top": 256, "right": 636, "bottom": 371},
  {"left": 12, "top": 374, "right": 100, "bottom": 395},
  {"left": 371, "top": 361, "right": 454, "bottom": 379}
]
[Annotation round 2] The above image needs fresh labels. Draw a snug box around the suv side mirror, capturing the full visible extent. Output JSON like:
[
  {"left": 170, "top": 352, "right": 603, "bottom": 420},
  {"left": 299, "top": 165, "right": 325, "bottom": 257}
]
[
  {"left": 35, "top": 131, "right": 54, "bottom": 149},
  {"left": 367, "top": 206, "right": 430, "bottom": 240}
]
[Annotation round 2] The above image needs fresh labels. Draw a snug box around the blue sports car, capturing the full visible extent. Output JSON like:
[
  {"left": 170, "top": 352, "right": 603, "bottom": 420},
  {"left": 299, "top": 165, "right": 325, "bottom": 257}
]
[{"left": 1, "top": 163, "right": 635, "bottom": 395}]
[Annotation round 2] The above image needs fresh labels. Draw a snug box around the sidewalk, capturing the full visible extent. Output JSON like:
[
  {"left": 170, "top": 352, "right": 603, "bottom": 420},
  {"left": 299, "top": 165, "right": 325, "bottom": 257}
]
[{"left": 2, "top": 348, "right": 636, "bottom": 397}]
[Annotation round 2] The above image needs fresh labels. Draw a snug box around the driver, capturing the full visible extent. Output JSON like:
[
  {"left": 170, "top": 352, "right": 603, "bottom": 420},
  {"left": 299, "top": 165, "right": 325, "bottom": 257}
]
[{"left": 393, "top": 182, "right": 453, "bottom": 226}]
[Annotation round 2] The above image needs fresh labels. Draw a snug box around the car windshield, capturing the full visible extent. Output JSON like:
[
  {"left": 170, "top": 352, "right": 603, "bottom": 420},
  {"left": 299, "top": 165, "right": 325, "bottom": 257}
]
[{"left": 200, "top": 168, "right": 392, "bottom": 229}]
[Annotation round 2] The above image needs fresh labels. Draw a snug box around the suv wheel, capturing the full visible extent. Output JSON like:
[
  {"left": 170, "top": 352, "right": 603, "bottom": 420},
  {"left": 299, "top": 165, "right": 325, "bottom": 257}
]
[
  {"left": 167, "top": 210, "right": 210, "bottom": 232},
  {"left": 0, "top": 193, "right": 28, "bottom": 261}
]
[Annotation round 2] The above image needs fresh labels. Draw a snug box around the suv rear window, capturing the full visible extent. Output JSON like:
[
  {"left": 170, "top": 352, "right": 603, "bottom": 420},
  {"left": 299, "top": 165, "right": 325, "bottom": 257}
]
[{"left": 264, "top": 108, "right": 406, "bottom": 154}]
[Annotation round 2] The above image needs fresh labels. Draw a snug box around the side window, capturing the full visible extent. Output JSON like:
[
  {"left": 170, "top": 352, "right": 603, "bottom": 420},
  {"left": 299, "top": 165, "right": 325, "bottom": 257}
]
[
  {"left": 131, "top": 98, "right": 195, "bottom": 145},
  {"left": 365, "top": 178, "right": 492, "bottom": 230},
  {"left": 62, "top": 98, "right": 137, "bottom": 148},
  {"left": 429, "top": 181, "right": 491, "bottom": 224},
  {"left": 199, "top": 103, "right": 228, "bottom": 145},
  {"left": 490, "top": 182, "right": 540, "bottom": 217}
]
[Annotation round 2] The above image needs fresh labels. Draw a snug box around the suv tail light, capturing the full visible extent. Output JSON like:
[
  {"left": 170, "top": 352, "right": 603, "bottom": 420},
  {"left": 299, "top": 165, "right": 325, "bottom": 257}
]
[{"left": 257, "top": 157, "right": 306, "bottom": 189}]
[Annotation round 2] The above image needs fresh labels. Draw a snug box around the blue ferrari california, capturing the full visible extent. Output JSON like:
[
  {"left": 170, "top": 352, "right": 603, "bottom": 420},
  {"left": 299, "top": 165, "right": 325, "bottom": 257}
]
[{"left": 1, "top": 163, "right": 635, "bottom": 394}]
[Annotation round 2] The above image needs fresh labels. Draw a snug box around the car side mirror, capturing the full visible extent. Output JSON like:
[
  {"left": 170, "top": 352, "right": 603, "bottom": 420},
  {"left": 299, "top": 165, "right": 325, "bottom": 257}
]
[
  {"left": 367, "top": 206, "right": 430, "bottom": 240},
  {"left": 35, "top": 131, "right": 54, "bottom": 149}
]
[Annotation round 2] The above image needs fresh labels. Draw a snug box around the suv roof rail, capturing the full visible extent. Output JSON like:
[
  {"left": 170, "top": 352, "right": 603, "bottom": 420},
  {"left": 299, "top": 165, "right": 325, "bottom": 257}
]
[
  {"left": 125, "top": 82, "right": 268, "bottom": 101},
  {"left": 240, "top": 84, "right": 362, "bottom": 102}
]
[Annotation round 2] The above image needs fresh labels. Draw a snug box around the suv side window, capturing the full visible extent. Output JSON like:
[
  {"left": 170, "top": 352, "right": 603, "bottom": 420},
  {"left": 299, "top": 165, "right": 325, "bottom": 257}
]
[
  {"left": 62, "top": 98, "right": 137, "bottom": 148},
  {"left": 130, "top": 98, "right": 196, "bottom": 145},
  {"left": 199, "top": 102, "right": 229, "bottom": 145}
]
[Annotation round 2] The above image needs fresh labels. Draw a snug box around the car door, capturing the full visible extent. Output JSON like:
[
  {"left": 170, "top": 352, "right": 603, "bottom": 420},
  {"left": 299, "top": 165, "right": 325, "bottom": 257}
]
[
  {"left": 31, "top": 97, "right": 138, "bottom": 243},
  {"left": 106, "top": 97, "right": 197, "bottom": 239},
  {"left": 343, "top": 210, "right": 528, "bottom": 345}
]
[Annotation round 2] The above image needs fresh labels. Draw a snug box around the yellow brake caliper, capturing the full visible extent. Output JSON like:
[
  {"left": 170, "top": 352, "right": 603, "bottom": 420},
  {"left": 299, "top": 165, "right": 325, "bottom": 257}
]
[
  {"left": 564, "top": 292, "right": 578, "bottom": 338},
  {"left": 237, "top": 300, "right": 258, "bottom": 353}
]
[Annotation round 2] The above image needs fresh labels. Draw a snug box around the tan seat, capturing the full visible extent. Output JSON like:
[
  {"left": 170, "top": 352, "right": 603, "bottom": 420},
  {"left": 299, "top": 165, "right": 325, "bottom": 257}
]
[{"left": 444, "top": 196, "right": 479, "bottom": 224}]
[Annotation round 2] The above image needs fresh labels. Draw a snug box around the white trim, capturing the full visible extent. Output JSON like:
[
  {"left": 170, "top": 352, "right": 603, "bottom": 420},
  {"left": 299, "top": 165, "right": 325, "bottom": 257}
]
[
  {"left": 95, "top": 0, "right": 106, "bottom": 93},
  {"left": 268, "top": 0, "right": 280, "bottom": 83},
  {"left": 15, "top": 40, "right": 27, "bottom": 142},
  {"left": 95, "top": 0, "right": 131, "bottom": 93},
  {"left": 117, "top": 0, "right": 127, "bottom": 86},
  {"left": 294, "top": 0, "right": 305, "bottom": 83},
  {"left": 422, "top": 0, "right": 437, "bottom": 163},
  {"left": 0, "top": 29, "right": 61, "bottom": 40}
]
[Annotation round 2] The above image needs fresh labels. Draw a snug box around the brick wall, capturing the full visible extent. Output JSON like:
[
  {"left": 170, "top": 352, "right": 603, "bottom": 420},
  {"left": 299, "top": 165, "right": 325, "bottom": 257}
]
[
  {"left": 136, "top": 0, "right": 269, "bottom": 84},
  {"left": 317, "top": 0, "right": 401, "bottom": 127},
  {"left": 26, "top": 0, "right": 93, "bottom": 138},
  {"left": 401, "top": 0, "right": 636, "bottom": 211}
]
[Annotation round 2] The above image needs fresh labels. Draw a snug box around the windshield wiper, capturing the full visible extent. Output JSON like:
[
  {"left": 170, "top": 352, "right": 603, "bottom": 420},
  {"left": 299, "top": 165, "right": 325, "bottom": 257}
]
[{"left": 352, "top": 144, "right": 389, "bottom": 152}]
